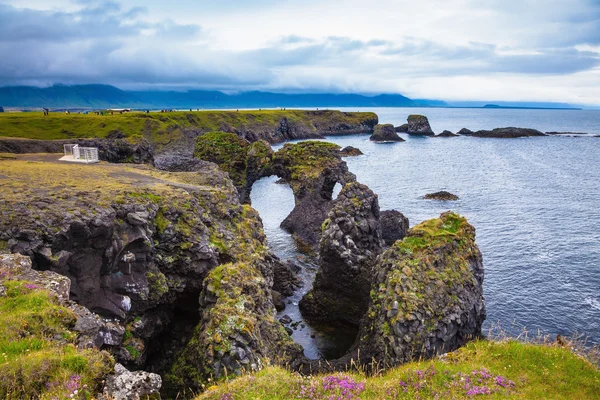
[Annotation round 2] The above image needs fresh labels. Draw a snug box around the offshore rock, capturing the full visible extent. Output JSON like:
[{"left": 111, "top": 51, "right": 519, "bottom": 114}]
[
  {"left": 437, "top": 130, "right": 458, "bottom": 137},
  {"left": 407, "top": 115, "right": 434, "bottom": 135},
  {"left": 457, "top": 128, "right": 474, "bottom": 135},
  {"left": 340, "top": 146, "right": 364, "bottom": 157},
  {"left": 300, "top": 182, "right": 384, "bottom": 326},
  {"left": 424, "top": 191, "right": 459, "bottom": 201},
  {"left": 354, "top": 212, "right": 486, "bottom": 366},
  {"left": 395, "top": 124, "right": 409, "bottom": 133},
  {"left": 472, "top": 127, "right": 545, "bottom": 138},
  {"left": 370, "top": 124, "right": 404, "bottom": 142},
  {"left": 380, "top": 210, "right": 409, "bottom": 246}
]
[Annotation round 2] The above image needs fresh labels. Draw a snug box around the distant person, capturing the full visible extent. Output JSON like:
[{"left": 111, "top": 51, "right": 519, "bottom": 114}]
[{"left": 0, "top": 106, "right": 4, "bottom": 113}]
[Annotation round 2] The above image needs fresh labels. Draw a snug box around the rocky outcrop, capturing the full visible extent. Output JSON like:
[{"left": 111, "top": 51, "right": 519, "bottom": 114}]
[
  {"left": 102, "top": 363, "right": 162, "bottom": 400},
  {"left": 407, "top": 115, "right": 434, "bottom": 135},
  {"left": 370, "top": 124, "right": 405, "bottom": 142},
  {"left": 437, "top": 130, "right": 458, "bottom": 137},
  {"left": 395, "top": 124, "right": 408, "bottom": 133},
  {"left": 457, "top": 128, "right": 473, "bottom": 135},
  {"left": 0, "top": 137, "right": 153, "bottom": 163},
  {"left": 424, "top": 191, "right": 459, "bottom": 201},
  {"left": 272, "top": 141, "right": 356, "bottom": 249},
  {"left": 340, "top": 146, "right": 363, "bottom": 157},
  {"left": 273, "top": 259, "right": 302, "bottom": 297},
  {"left": 168, "top": 256, "right": 303, "bottom": 395},
  {"left": 353, "top": 212, "right": 485, "bottom": 366},
  {"left": 472, "top": 127, "right": 545, "bottom": 138},
  {"left": 300, "top": 182, "right": 384, "bottom": 326},
  {"left": 380, "top": 210, "right": 409, "bottom": 246}
]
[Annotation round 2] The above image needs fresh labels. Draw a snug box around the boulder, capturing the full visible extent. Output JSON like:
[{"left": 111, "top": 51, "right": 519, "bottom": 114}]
[
  {"left": 395, "top": 124, "right": 408, "bottom": 133},
  {"left": 354, "top": 212, "right": 486, "bottom": 365},
  {"left": 273, "top": 259, "right": 302, "bottom": 296},
  {"left": 457, "top": 128, "right": 473, "bottom": 135},
  {"left": 424, "top": 191, "right": 459, "bottom": 201},
  {"left": 102, "top": 363, "right": 162, "bottom": 400},
  {"left": 370, "top": 124, "right": 404, "bottom": 142},
  {"left": 436, "top": 130, "right": 458, "bottom": 137},
  {"left": 407, "top": 115, "right": 434, "bottom": 135},
  {"left": 300, "top": 182, "right": 384, "bottom": 326},
  {"left": 472, "top": 127, "right": 545, "bottom": 138},
  {"left": 380, "top": 210, "right": 409, "bottom": 246},
  {"left": 340, "top": 146, "right": 364, "bottom": 157}
]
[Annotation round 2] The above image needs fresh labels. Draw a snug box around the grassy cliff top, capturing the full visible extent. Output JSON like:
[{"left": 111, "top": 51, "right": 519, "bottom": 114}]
[
  {"left": 196, "top": 339, "right": 600, "bottom": 399},
  {"left": 0, "top": 109, "right": 378, "bottom": 144},
  {"left": 0, "top": 155, "right": 232, "bottom": 208}
]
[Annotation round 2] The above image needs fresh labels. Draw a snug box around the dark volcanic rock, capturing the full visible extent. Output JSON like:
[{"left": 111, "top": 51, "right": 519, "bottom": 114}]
[
  {"left": 380, "top": 210, "right": 409, "bottom": 246},
  {"left": 472, "top": 127, "right": 545, "bottom": 138},
  {"left": 457, "top": 128, "right": 474, "bottom": 135},
  {"left": 424, "top": 191, "right": 459, "bottom": 201},
  {"left": 407, "top": 115, "right": 434, "bottom": 135},
  {"left": 436, "top": 130, "right": 458, "bottom": 137},
  {"left": 300, "top": 182, "right": 384, "bottom": 326},
  {"left": 273, "top": 259, "right": 302, "bottom": 297},
  {"left": 370, "top": 124, "right": 405, "bottom": 142},
  {"left": 395, "top": 123, "right": 408, "bottom": 133},
  {"left": 340, "top": 146, "right": 364, "bottom": 157},
  {"left": 273, "top": 142, "right": 357, "bottom": 249},
  {"left": 352, "top": 212, "right": 486, "bottom": 366}
]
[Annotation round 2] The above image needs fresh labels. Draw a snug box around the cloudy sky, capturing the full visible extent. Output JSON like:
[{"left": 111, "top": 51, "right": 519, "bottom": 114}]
[{"left": 1, "top": 0, "right": 599, "bottom": 105}]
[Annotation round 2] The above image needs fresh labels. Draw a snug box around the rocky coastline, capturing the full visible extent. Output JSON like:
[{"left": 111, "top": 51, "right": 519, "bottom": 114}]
[{"left": 1, "top": 108, "right": 596, "bottom": 399}]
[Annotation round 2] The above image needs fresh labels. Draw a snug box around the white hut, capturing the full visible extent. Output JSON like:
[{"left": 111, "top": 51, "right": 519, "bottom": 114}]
[{"left": 61, "top": 144, "right": 99, "bottom": 163}]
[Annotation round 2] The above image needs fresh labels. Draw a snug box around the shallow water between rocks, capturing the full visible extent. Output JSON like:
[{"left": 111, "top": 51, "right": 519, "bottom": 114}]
[{"left": 251, "top": 107, "right": 600, "bottom": 359}]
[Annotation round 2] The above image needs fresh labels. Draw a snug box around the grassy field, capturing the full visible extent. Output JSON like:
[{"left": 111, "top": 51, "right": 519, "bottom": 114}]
[
  {"left": 197, "top": 339, "right": 600, "bottom": 399},
  {"left": 0, "top": 110, "right": 377, "bottom": 145}
]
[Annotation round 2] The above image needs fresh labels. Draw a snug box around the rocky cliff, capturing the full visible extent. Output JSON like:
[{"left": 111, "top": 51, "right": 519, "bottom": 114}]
[
  {"left": 300, "top": 182, "right": 384, "bottom": 326},
  {"left": 0, "top": 155, "right": 300, "bottom": 396},
  {"left": 353, "top": 212, "right": 486, "bottom": 366}
]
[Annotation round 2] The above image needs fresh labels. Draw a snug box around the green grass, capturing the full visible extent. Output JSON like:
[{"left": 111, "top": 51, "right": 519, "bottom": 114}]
[
  {"left": 196, "top": 339, "right": 600, "bottom": 399},
  {"left": 0, "top": 110, "right": 377, "bottom": 147},
  {"left": 0, "top": 280, "right": 114, "bottom": 399}
]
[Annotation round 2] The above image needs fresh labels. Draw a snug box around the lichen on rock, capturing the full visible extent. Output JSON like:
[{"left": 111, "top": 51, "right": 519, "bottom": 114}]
[{"left": 355, "top": 212, "right": 486, "bottom": 366}]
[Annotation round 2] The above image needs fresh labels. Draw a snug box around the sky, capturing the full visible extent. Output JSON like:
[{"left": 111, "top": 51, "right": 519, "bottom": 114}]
[{"left": 0, "top": 0, "right": 599, "bottom": 105}]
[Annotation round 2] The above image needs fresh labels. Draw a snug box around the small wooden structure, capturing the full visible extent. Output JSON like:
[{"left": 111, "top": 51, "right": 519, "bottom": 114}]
[{"left": 61, "top": 144, "right": 99, "bottom": 164}]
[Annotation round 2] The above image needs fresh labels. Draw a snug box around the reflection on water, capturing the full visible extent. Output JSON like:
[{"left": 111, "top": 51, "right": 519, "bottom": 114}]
[{"left": 251, "top": 176, "right": 357, "bottom": 360}]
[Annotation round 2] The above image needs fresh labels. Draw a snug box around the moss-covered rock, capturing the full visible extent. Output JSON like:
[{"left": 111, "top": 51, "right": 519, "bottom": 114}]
[
  {"left": 370, "top": 124, "right": 404, "bottom": 142},
  {"left": 355, "top": 212, "right": 485, "bottom": 366}
]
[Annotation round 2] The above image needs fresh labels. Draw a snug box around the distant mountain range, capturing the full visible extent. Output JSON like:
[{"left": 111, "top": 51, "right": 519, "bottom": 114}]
[{"left": 0, "top": 84, "right": 582, "bottom": 110}]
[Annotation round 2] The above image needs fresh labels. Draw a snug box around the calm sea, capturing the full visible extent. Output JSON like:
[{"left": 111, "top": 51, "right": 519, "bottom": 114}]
[{"left": 251, "top": 107, "right": 600, "bottom": 359}]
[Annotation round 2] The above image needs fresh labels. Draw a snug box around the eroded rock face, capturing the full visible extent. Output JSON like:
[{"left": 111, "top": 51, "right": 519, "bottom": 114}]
[
  {"left": 370, "top": 124, "right": 404, "bottom": 142},
  {"left": 380, "top": 210, "right": 409, "bottom": 246},
  {"left": 407, "top": 115, "right": 434, "bottom": 135},
  {"left": 168, "top": 256, "right": 303, "bottom": 395},
  {"left": 102, "top": 363, "right": 162, "bottom": 400},
  {"left": 272, "top": 141, "right": 357, "bottom": 249},
  {"left": 354, "top": 212, "right": 485, "bottom": 366},
  {"left": 300, "top": 182, "right": 384, "bottom": 326}
]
